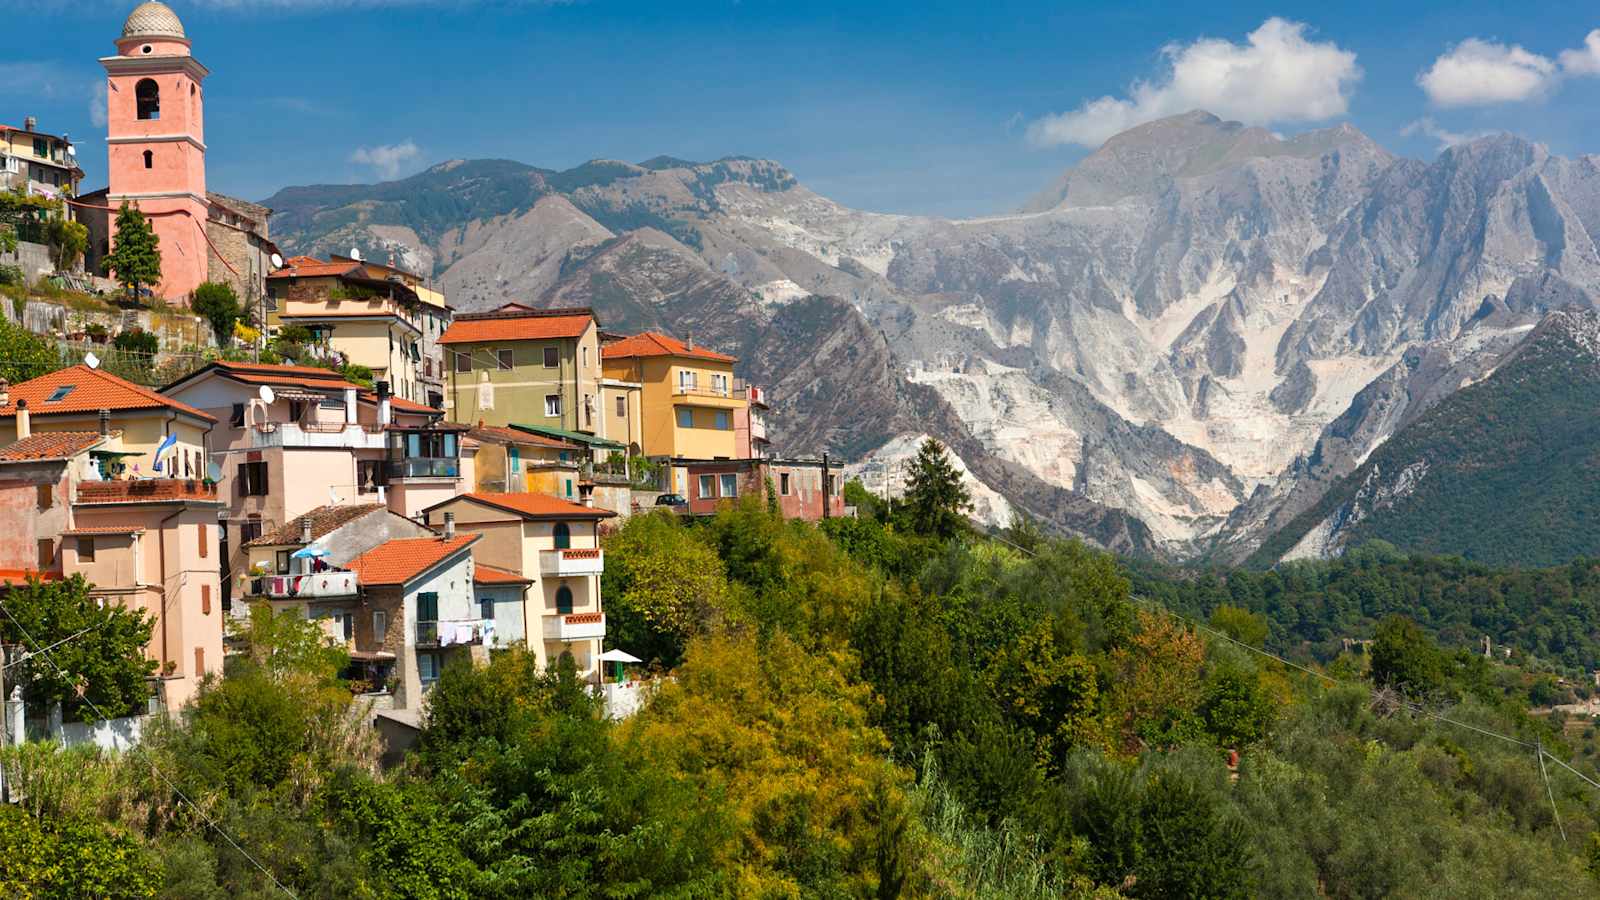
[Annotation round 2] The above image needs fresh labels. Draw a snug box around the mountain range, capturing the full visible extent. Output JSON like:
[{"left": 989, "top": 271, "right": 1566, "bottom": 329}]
[{"left": 262, "top": 111, "right": 1600, "bottom": 563}]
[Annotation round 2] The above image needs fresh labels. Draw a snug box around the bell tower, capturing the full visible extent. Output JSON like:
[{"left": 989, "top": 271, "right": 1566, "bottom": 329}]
[{"left": 101, "top": 2, "right": 210, "bottom": 301}]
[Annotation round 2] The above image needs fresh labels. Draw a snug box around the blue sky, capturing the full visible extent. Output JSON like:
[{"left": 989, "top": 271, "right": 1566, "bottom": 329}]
[{"left": 9, "top": 1, "right": 1600, "bottom": 217}]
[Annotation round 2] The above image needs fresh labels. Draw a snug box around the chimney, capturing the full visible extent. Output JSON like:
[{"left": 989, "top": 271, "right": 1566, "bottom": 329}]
[
  {"left": 299, "top": 517, "right": 312, "bottom": 545},
  {"left": 579, "top": 483, "right": 596, "bottom": 508},
  {"left": 343, "top": 387, "right": 358, "bottom": 425},
  {"left": 98, "top": 408, "right": 111, "bottom": 436},
  {"left": 375, "top": 380, "right": 392, "bottom": 427},
  {"left": 443, "top": 511, "right": 455, "bottom": 539},
  {"left": 16, "top": 399, "right": 30, "bottom": 440},
  {"left": 685, "top": 330, "right": 694, "bottom": 350},
  {"left": 23, "top": 116, "right": 36, "bottom": 133}
]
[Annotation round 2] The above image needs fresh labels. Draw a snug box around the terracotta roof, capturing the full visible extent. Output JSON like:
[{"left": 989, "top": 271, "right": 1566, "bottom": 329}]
[
  {"left": 62, "top": 525, "right": 145, "bottom": 536},
  {"left": 0, "top": 366, "right": 215, "bottom": 422},
  {"left": 266, "top": 256, "right": 364, "bottom": 280},
  {"left": 473, "top": 561, "right": 531, "bottom": 585},
  {"left": 438, "top": 306, "right": 595, "bottom": 345},
  {"left": 0, "top": 431, "right": 105, "bottom": 462},
  {"left": 361, "top": 391, "right": 439, "bottom": 415},
  {"left": 601, "top": 331, "right": 736, "bottom": 363},
  {"left": 0, "top": 569, "right": 61, "bottom": 585},
  {"left": 467, "top": 423, "right": 581, "bottom": 450},
  {"left": 432, "top": 491, "right": 615, "bottom": 520},
  {"left": 244, "top": 503, "right": 385, "bottom": 547},
  {"left": 162, "top": 360, "right": 362, "bottom": 395},
  {"left": 347, "top": 534, "right": 478, "bottom": 587}
]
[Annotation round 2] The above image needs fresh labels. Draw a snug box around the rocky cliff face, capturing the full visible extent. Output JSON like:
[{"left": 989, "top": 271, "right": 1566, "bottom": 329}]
[{"left": 264, "top": 114, "right": 1600, "bottom": 559}]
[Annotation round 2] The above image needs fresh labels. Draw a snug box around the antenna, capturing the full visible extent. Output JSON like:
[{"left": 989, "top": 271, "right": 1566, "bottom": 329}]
[
  {"left": 84, "top": 351, "right": 100, "bottom": 369},
  {"left": 269, "top": 252, "right": 284, "bottom": 269},
  {"left": 258, "top": 385, "right": 276, "bottom": 405}
]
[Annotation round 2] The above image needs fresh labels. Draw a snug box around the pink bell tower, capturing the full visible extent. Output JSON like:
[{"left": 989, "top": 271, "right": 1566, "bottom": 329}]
[{"left": 101, "top": 2, "right": 210, "bottom": 302}]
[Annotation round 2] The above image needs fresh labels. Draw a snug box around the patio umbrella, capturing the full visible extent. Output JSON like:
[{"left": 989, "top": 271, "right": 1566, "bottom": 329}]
[
  {"left": 291, "top": 545, "right": 330, "bottom": 559},
  {"left": 596, "top": 648, "right": 643, "bottom": 685}
]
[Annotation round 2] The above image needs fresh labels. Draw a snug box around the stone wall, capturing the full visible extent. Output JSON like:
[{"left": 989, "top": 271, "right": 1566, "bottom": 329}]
[{"left": 0, "top": 239, "right": 53, "bottom": 281}]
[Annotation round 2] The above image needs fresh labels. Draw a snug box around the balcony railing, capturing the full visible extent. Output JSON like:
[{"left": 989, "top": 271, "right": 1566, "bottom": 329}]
[
  {"left": 544, "top": 611, "right": 606, "bottom": 642},
  {"left": 75, "top": 479, "right": 219, "bottom": 505},
  {"left": 416, "top": 618, "right": 488, "bottom": 647},
  {"left": 540, "top": 547, "right": 604, "bottom": 578},
  {"left": 250, "top": 422, "right": 387, "bottom": 451},
  {"left": 672, "top": 384, "right": 733, "bottom": 399},
  {"left": 386, "top": 458, "right": 460, "bottom": 479},
  {"left": 249, "top": 571, "right": 359, "bottom": 599}
]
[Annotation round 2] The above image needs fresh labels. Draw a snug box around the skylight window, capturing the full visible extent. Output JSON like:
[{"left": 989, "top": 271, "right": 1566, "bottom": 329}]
[{"left": 46, "top": 385, "right": 75, "bottom": 402}]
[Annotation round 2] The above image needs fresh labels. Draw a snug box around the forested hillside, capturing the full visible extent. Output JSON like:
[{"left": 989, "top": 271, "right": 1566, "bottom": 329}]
[{"left": 4, "top": 444, "right": 1599, "bottom": 897}]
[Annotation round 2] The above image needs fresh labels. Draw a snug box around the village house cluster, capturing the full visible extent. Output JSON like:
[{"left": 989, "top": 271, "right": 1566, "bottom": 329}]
[{"left": 0, "top": 2, "right": 846, "bottom": 749}]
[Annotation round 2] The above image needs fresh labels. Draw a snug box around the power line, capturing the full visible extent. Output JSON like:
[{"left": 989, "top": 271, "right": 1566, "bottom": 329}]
[{"left": 0, "top": 598, "right": 297, "bottom": 898}]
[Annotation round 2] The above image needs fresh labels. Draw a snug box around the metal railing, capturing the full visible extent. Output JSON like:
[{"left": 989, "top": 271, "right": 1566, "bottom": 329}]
[{"left": 386, "top": 458, "right": 460, "bottom": 479}]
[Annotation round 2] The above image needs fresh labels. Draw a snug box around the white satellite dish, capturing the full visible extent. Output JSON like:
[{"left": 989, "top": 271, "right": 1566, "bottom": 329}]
[
  {"left": 258, "top": 385, "right": 276, "bottom": 405},
  {"left": 84, "top": 351, "right": 100, "bottom": 369},
  {"left": 349, "top": 247, "right": 363, "bottom": 262},
  {"left": 269, "top": 252, "right": 285, "bottom": 269},
  {"left": 206, "top": 461, "right": 223, "bottom": 481}
]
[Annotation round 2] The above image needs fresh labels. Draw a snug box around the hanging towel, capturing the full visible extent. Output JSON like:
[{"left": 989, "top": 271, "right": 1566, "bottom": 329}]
[{"left": 455, "top": 623, "right": 475, "bottom": 645}]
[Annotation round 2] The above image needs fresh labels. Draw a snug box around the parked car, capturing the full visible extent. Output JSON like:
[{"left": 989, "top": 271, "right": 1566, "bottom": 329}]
[{"left": 655, "top": 493, "right": 688, "bottom": 508}]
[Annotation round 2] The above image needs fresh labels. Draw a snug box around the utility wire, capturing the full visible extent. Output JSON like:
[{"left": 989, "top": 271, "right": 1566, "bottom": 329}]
[
  {"left": 1, "top": 625, "right": 94, "bottom": 670},
  {"left": 0, "top": 599, "right": 298, "bottom": 898},
  {"left": 1537, "top": 738, "right": 1568, "bottom": 845}
]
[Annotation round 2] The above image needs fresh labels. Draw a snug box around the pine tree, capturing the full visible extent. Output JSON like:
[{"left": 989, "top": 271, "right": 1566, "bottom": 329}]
[
  {"left": 103, "top": 202, "right": 161, "bottom": 300},
  {"left": 902, "top": 438, "right": 971, "bottom": 540}
]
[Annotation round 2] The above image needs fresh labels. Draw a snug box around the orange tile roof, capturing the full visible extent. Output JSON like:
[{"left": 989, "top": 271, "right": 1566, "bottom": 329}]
[
  {"left": 473, "top": 560, "right": 531, "bottom": 585},
  {"left": 62, "top": 525, "right": 145, "bottom": 536},
  {"left": 0, "top": 431, "right": 105, "bottom": 462},
  {"left": 362, "top": 392, "right": 439, "bottom": 415},
  {"left": 434, "top": 491, "right": 615, "bottom": 520},
  {"left": 438, "top": 306, "right": 595, "bottom": 345},
  {"left": 266, "top": 256, "right": 364, "bottom": 280},
  {"left": 0, "top": 569, "right": 61, "bottom": 585},
  {"left": 245, "top": 503, "right": 385, "bottom": 547},
  {"left": 468, "top": 424, "right": 581, "bottom": 450},
  {"left": 601, "top": 331, "right": 736, "bottom": 363},
  {"left": 0, "top": 366, "right": 215, "bottom": 422},
  {"left": 163, "top": 360, "right": 363, "bottom": 394},
  {"left": 346, "top": 534, "right": 478, "bottom": 587}
]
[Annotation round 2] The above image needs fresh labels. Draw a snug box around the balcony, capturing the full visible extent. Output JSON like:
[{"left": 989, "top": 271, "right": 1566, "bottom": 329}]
[
  {"left": 249, "top": 571, "right": 359, "bottom": 599},
  {"left": 544, "top": 611, "right": 606, "bottom": 642},
  {"left": 250, "top": 422, "right": 387, "bottom": 451},
  {"left": 385, "top": 458, "right": 460, "bottom": 480},
  {"left": 671, "top": 385, "right": 744, "bottom": 409},
  {"left": 75, "top": 479, "right": 220, "bottom": 505},
  {"left": 540, "top": 547, "right": 604, "bottom": 577},
  {"left": 416, "top": 618, "right": 488, "bottom": 648}
]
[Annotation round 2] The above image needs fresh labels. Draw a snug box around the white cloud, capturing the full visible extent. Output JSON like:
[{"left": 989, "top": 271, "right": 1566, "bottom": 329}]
[
  {"left": 90, "top": 80, "right": 108, "bottom": 128},
  {"left": 1558, "top": 29, "right": 1600, "bottom": 76},
  {"left": 1417, "top": 39, "right": 1557, "bottom": 107},
  {"left": 1027, "top": 18, "right": 1360, "bottom": 148},
  {"left": 350, "top": 140, "right": 420, "bottom": 180},
  {"left": 1400, "top": 117, "right": 1496, "bottom": 151}
]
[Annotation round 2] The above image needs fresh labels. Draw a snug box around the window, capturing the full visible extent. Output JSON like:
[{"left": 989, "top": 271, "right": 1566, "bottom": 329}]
[
  {"left": 418, "top": 652, "right": 439, "bottom": 683},
  {"left": 553, "top": 522, "right": 571, "bottom": 549},
  {"left": 556, "top": 585, "right": 574, "bottom": 615},
  {"left": 78, "top": 537, "right": 95, "bottom": 563},
  {"left": 480, "top": 598, "right": 495, "bottom": 621},
  {"left": 678, "top": 369, "right": 696, "bottom": 392},
  {"left": 780, "top": 472, "right": 791, "bottom": 495},
  {"left": 197, "top": 523, "right": 208, "bottom": 558},
  {"left": 358, "top": 459, "right": 386, "bottom": 493},
  {"left": 417, "top": 591, "right": 439, "bottom": 623},
  {"left": 615, "top": 395, "right": 626, "bottom": 417},
  {"left": 373, "top": 609, "right": 387, "bottom": 638},
  {"left": 712, "top": 373, "right": 728, "bottom": 395},
  {"left": 544, "top": 394, "right": 562, "bottom": 418},
  {"left": 289, "top": 400, "right": 305, "bottom": 422},
  {"left": 46, "top": 385, "right": 75, "bottom": 402},
  {"left": 581, "top": 346, "right": 588, "bottom": 367},
  {"left": 231, "top": 403, "right": 245, "bottom": 427},
  {"left": 676, "top": 407, "right": 693, "bottom": 429},
  {"left": 136, "top": 78, "right": 161, "bottom": 119},
  {"left": 32, "top": 138, "right": 47, "bottom": 157},
  {"left": 238, "top": 517, "right": 262, "bottom": 545},
  {"left": 714, "top": 410, "right": 731, "bottom": 431},
  {"left": 497, "top": 349, "right": 513, "bottom": 370},
  {"left": 698, "top": 474, "right": 715, "bottom": 498},
  {"left": 276, "top": 550, "right": 290, "bottom": 575},
  {"left": 36, "top": 484, "right": 52, "bottom": 511},
  {"left": 37, "top": 539, "right": 51, "bottom": 570},
  {"left": 584, "top": 394, "right": 593, "bottom": 428},
  {"left": 201, "top": 584, "right": 211, "bottom": 615},
  {"left": 237, "top": 461, "right": 268, "bottom": 497},
  {"left": 143, "top": 149, "right": 153, "bottom": 169},
  {"left": 542, "top": 346, "right": 558, "bottom": 368},
  {"left": 720, "top": 473, "right": 738, "bottom": 498},
  {"left": 565, "top": 478, "right": 574, "bottom": 498},
  {"left": 454, "top": 351, "right": 470, "bottom": 373}
]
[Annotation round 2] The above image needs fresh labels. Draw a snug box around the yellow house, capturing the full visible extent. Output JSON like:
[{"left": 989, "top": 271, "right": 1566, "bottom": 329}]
[
  {"left": 466, "top": 424, "right": 586, "bottom": 499},
  {"left": 0, "top": 365, "right": 215, "bottom": 480},
  {"left": 422, "top": 492, "right": 615, "bottom": 677},
  {"left": 440, "top": 305, "right": 606, "bottom": 436},
  {"left": 601, "top": 332, "right": 746, "bottom": 492},
  {"left": 330, "top": 254, "right": 451, "bottom": 401}
]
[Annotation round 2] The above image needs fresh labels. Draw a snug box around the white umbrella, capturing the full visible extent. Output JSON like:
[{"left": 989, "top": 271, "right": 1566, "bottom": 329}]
[{"left": 597, "top": 648, "right": 642, "bottom": 663}]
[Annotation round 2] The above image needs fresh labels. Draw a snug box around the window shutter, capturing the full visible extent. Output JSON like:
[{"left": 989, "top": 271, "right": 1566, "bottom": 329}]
[
  {"left": 194, "top": 646, "right": 205, "bottom": 677},
  {"left": 201, "top": 584, "right": 212, "bottom": 615},
  {"left": 197, "top": 522, "right": 208, "bottom": 558}
]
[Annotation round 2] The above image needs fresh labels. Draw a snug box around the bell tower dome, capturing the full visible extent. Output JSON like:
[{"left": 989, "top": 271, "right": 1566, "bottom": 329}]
[{"left": 101, "top": 1, "right": 210, "bottom": 301}]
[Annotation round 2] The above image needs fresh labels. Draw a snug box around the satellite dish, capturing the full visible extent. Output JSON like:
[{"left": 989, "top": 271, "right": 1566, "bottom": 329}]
[
  {"left": 206, "top": 461, "right": 222, "bottom": 481},
  {"left": 269, "top": 252, "right": 284, "bottom": 269},
  {"left": 349, "top": 247, "right": 363, "bottom": 262},
  {"left": 84, "top": 351, "right": 100, "bottom": 369},
  {"left": 258, "top": 385, "right": 276, "bottom": 405}
]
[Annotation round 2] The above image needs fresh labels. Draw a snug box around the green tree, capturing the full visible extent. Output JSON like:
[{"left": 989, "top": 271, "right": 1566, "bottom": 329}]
[
  {"left": 1369, "top": 615, "right": 1446, "bottom": 697},
  {"left": 0, "top": 805, "right": 159, "bottom": 899},
  {"left": 1208, "top": 604, "right": 1269, "bottom": 648},
  {"left": 601, "top": 512, "right": 729, "bottom": 668},
  {"left": 0, "top": 574, "right": 156, "bottom": 720},
  {"left": 190, "top": 282, "right": 242, "bottom": 347},
  {"left": 46, "top": 217, "right": 88, "bottom": 271},
  {"left": 1198, "top": 666, "right": 1276, "bottom": 747},
  {"left": 103, "top": 202, "right": 161, "bottom": 300},
  {"left": 1135, "top": 772, "right": 1253, "bottom": 899},
  {"left": 985, "top": 623, "right": 1101, "bottom": 767},
  {"left": 0, "top": 315, "right": 62, "bottom": 383},
  {"left": 902, "top": 438, "right": 971, "bottom": 540}
]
